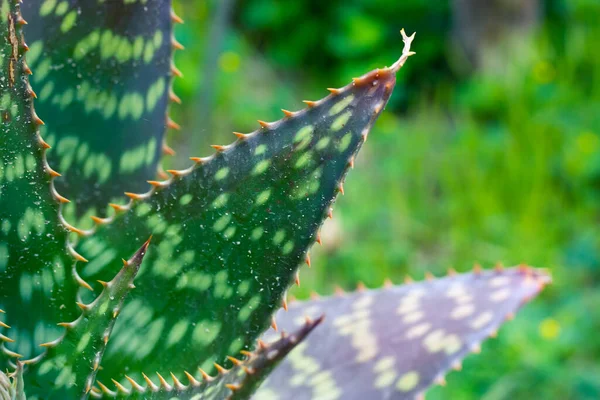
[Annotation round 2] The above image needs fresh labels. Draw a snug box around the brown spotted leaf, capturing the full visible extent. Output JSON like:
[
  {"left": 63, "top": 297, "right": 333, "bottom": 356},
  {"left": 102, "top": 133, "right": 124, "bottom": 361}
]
[{"left": 255, "top": 266, "right": 550, "bottom": 400}]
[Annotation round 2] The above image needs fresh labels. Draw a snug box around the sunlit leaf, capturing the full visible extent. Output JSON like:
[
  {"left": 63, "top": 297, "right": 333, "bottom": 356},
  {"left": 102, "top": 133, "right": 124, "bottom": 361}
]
[{"left": 76, "top": 32, "right": 415, "bottom": 383}]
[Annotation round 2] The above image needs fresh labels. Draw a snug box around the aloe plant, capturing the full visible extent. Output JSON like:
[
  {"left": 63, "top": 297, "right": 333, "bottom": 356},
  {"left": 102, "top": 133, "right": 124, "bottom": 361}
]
[{"left": 0, "top": 1, "right": 550, "bottom": 399}]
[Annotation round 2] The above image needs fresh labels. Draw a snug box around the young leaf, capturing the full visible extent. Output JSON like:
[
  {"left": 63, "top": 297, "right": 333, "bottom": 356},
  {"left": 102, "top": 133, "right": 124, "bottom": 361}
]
[
  {"left": 0, "top": 361, "right": 25, "bottom": 400},
  {"left": 90, "top": 316, "right": 323, "bottom": 399},
  {"left": 255, "top": 266, "right": 550, "bottom": 400},
  {"left": 76, "top": 31, "right": 416, "bottom": 383},
  {"left": 0, "top": 0, "right": 83, "bottom": 368},
  {"left": 25, "top": 239, "right": 151, "bottom": 400},
  {"left": 19, "top": 0, "right": 179, "bottom": 221}
]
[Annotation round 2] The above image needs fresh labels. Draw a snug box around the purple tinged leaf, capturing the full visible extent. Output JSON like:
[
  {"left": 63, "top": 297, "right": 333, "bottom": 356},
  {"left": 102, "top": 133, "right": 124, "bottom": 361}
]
[{"left": 255, "top": 266, "right": 550, "bottom": 400}]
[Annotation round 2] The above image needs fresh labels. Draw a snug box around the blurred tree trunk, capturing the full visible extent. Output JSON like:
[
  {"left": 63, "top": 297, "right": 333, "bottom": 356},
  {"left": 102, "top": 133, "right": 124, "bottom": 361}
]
[{"left": 452, "top": 0, "right": 541, "bottom": 71}]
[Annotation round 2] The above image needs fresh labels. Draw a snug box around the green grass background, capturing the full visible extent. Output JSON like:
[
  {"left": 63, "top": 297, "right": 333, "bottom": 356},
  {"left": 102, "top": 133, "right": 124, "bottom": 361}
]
[{"left": 168, "top": 1, "right": 600, "bottom": 398}]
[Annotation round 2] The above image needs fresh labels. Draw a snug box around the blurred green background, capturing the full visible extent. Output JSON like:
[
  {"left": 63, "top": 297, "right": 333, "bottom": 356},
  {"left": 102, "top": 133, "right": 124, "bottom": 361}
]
[{"left": 168, "top": 1, "right": 599, "bottom": 398}]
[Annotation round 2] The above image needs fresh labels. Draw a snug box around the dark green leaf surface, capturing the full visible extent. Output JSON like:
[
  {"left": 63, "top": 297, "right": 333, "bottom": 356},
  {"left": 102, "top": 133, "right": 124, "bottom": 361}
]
[
  {"left": 20, "top": 0, "right": 176, "bottom": 223},
  {"left": 255, "top": 266, "right": 550, "bottom": 400},
  {"left": 90, "top": 316, "right": 323, "bottom": 399},
  {"left": 26, "top": 239, "right": 150, "bottom": 400},
  {"left": 76, "top": 33, "right": 415, "bottom": 384},
  {"left": 0, "top": 0, "right": 81, "bottom": 369}
]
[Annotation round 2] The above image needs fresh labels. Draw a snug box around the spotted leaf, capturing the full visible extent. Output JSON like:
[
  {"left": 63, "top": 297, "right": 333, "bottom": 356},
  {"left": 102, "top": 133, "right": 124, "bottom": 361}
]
[
  {"left": 20, "top": 0, "right": 179, "bottom": 223},
  {"left": 25, "top": 239, "right": 150, "bottom": 400},
  {"left": 0, "top": 0, "right": 84, "bottom": 370},
  {"left": 255, "top": 266, "right": 550, "bottom": 400},
  {"left": 90, "top": 316, "right": 323, "bottom": 399},
  {"left": 74, "top": 30, "right": 416, "bottom": 384}
]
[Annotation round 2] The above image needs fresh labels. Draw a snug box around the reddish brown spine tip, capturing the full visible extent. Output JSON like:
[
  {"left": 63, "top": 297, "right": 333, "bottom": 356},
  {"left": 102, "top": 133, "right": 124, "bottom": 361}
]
[
  {"left": 198, "top": 368, "right": 212, "bottom": 381},
  {"left": 257, "top": 120, "right": 270, "bottom": 129},
  {"left": 226, "top": 384, "right": 241, "bottom": 391},
  {"left": 316, "top": 231, "right": 322, "bottom": 245},
  {"left": 171, "top": 10, "right": 184, "bottom": 24},
  {"left": 227, "top": 356, "right": 242, "bottom": 366},
  {"left": 171, "top": 63, "right": 183, "bottom": 77},
  {"left": 303, "top": 100, "right": 317, "bottom": 108},
  {"left": 305, "top": 253, "right": 311, "bottom": 268},
  {"left": 147, "top": 180, "right": 162, "bottom": 187},
  {"left": 257, "top": 339, "right": 267, "bottom": 349},
  {"left": 327, "top": 88, "right": 341, "bottom": 95},
  {"left": 169, "top": 89, "right": 182, "bottom": 104},
  {"left": 54, "top": 193, "right": 70, "bottom": 203},
  {"left": 172, "top": 38, "right": 185, "bottom": 50},
  {"left": 190, "top": 157, "right": 205, "bottom": 164},
  {"left": 124, "top": 192, "right": 143, "bottom": 200},
  {"left": 46, "top": 167, "right": 61, "bottom": 177},
  {"left": 295, "top": 272, "right": 300, "bottom": 287},
  {"left": 167, "top": 118, "right": 181, "bottom": 130},
  {"left": 163, "top": 143, "right": 176, "bottom": 155},
  {"left": 233, "top": 132, "right": 247, "bottom": 139},
  {"left": 282, "top": 297, "right": 288, "bottom": 311},
  {"left": 109, "top": 203, "right": 127, "bottom": 212},
  {"left": 211, "top": 145, "right": 227, "bottom": 152},
  {"left": 271, "top": 317, "right": 278, "bottom": 331},
  {"left": 39, "top": 137, "right": 51, "bottom": 149},
  {"left": 90, "top": 215, "right": 106, "bottom": 225},
  {"left": 213, "top": 363, "right": 227, "bottom": 374},
  {"left": 281, "top": 109, "right": 294, "bottom": 117}
]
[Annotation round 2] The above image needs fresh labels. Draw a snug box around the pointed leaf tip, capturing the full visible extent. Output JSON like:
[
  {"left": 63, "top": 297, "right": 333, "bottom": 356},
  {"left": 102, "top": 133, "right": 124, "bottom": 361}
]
[{"left": 257, "top": 266, "right": 549, "bottom": 399}]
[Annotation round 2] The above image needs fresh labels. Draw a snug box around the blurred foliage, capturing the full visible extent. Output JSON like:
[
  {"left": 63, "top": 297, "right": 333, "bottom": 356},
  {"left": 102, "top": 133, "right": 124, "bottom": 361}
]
[{"left": 170, "top": 0, "right": 599, "bottom": 398}]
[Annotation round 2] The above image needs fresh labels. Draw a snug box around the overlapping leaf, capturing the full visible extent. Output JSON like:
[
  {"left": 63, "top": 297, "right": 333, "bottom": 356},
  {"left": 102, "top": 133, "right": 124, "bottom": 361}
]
[
  {"left": 20, "top": 0, "right": 177, "bottom": 222},
  {"left": 255, "top": 266, "right": 550, "bottom": 400},
  {"left": 76, "top": 32, "right": 415, "bottom": 384},
  {"left": 91, "top": 316, "right": 324, "bottom": 399},
  {"left": 0, "top": 0, "right": 81, "bottom": 369},
  {"left": 25, "top": 239, "right": 150, "bottom": 400}
]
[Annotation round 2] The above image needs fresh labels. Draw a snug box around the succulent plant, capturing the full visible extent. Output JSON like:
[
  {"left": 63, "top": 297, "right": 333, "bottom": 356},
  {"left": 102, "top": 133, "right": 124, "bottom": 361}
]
[{"left": 0, "top": 1, "right": 550, "bottom": 399}]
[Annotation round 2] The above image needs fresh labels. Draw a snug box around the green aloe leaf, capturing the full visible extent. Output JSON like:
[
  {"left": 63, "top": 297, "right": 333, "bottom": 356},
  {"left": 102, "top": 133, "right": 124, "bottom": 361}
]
[
  {"left": 90, "top": 316, "right": 324, "bottom": 399},
  {"left": 25, "top": 239, "right": 151, "bottom": 400},
  {"left": 19, "top": 0, "right": 179, "bottom": 223},
  {"left": 76, "top": 31, "right": 416, "bottom": 384},
  {"left": 254, "top": 266, "right": 550, "bottom": 400},
  {"left": 0, "top": 0, "right": 82, "bottom": 369}
]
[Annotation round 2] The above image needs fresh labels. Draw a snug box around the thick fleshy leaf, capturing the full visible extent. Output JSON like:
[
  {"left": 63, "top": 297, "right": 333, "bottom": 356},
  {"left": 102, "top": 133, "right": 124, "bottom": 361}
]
[
  {"left": 0, "top": 0, "right": 82, "bottom": 369},
  {"left": 75, "top": 31, "right": 416, "bottom": 383},
  {"left": 255, "top": 266, "right": 550, "bottom": 400},
  {"left": 25, "top": 239, "right": 150, "bottom": 400},
  {"left": 19, "top": 0, "right": 178, "bottom": 222},
  {"left": 0, "top": 361, "right": 25, "bottom": 400},
  {"left": 90, "top": 316, "right": 323, "bottom": 400}
]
